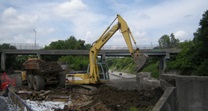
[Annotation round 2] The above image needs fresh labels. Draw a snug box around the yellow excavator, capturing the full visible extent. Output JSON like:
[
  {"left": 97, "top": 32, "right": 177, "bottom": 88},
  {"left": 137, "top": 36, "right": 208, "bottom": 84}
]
[{"left": 65, "top": 14, "right": 147, "bottom": 85}]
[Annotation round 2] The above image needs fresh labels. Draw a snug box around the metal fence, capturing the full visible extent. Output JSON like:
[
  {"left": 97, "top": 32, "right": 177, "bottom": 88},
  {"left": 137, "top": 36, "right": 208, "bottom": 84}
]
[
  {"left": 1, "top": 43, "right": 158, "bottom": 50},
  {"left": 101, "top": 45, "right": 158, "bottom": 50},
  {"left": 8, "top": 88, "right": 34, "bottom": 111},
  {"left": 9, "top": 43, "right": 42, "bottom": 50}
]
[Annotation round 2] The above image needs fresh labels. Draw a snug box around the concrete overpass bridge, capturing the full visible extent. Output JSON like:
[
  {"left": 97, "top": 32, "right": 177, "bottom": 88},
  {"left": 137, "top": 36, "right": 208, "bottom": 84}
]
[{"left": 0, "top": 49, "right": 181, "bottom": 72}]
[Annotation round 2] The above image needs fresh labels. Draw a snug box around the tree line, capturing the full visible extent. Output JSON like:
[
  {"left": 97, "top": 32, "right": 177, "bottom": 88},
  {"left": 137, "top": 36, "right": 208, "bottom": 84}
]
[
  {"left": 167, "top": 10, "right": 208, "bottom": 76},
  {"left": 158, "top": 33, "right": 180, "bottom": 48}
]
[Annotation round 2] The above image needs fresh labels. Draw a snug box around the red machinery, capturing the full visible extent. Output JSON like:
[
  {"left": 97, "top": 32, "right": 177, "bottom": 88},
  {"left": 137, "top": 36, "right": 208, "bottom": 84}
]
[{"left": 0, "top": 72, "right": 16, "bottom": 91}]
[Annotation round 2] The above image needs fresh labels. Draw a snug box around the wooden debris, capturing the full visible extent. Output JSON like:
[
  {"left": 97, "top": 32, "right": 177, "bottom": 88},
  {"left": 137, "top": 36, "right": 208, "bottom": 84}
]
[{"left": 17, "top": 90, "right": 70, "bottom": 102}]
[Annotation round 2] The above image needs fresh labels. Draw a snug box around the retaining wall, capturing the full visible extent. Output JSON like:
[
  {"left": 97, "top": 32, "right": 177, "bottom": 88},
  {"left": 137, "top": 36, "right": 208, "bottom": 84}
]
[
  {"left": 152, "top": 87, "right": 176, "bottom": 111},
  {"left": 176, "top": 76, "right": 208, "bottom": 111},
  {"left": 154, "top": 75, "right": 208, "bottom": 111},
  {"left": 107, "top": 78, "right": 139, "bottom": 90}
]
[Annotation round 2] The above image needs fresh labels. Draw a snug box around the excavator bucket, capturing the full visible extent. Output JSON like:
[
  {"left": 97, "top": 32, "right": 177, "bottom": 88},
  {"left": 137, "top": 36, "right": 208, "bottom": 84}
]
[{"left": 134, "top": 54, "right": 148, "bottom": 72}]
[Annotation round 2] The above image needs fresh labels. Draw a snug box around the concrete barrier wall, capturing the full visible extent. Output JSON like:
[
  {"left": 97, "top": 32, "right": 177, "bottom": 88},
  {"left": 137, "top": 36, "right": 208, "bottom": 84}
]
[
  {"left": 153, "top": 87, "right": 176, "bottom": 111},
  {"left": 176, "top": 76, "right": 208, "bottom": 111},
  {"left": 107, "top": 79, "right": 139, "bottom": 90}
]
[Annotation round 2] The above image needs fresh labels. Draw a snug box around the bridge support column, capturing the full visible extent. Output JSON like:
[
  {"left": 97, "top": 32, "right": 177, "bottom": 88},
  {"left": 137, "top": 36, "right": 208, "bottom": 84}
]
[
  {"left": 159, "top": 52, "right": 170, "bottom": 76},
  {"left": 1, "top": 52, "right": 6, "bottom": 71},
  {"left": 101, "top": 52, "right": 106, "bottom": 63},
  {"left": 37, "top": 53, "right": 41, "bottom": 59}
]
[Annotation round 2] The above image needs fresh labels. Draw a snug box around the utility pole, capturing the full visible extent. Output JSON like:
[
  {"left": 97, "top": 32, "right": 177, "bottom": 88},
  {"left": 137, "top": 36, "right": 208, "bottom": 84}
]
[{"left": 33, "top": 29, "right": 36, "bottom": 49}]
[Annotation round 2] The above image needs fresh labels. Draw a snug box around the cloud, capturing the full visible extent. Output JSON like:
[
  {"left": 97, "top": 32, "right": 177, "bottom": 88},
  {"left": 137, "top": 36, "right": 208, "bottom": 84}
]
[
  {"left": 113, "top": 0, "right": 208, "bottom": 45},
  {"left": 0, "top": 7, "right": 39, "bottom": 43},
  {"left": 1, "top": 7, "right": 38, "bottom": 29},
  {"left": 0, "top": 0, "right": 207, "bottom": 47},
  {"left": 174, "top": 30, "right": 190, "bottom": 41},
  {"left": 38, "top": 27, "right": 56, "bottom": 35},
  {"left": 53, "top": 0, "right": 87, "bottom": 18},
  {"left": 70, "top": 12, "right": 107, "bottom": 44}
]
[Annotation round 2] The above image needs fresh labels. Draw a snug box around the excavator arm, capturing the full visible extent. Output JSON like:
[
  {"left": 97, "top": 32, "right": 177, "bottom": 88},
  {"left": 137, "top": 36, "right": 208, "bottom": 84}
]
[{"left": 89, "top": 14, "right": 141, "bottom": 83}]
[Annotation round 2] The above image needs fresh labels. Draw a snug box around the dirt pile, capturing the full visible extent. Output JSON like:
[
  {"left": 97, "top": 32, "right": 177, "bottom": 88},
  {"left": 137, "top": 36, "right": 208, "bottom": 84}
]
[
  {"left": 39, "top": 62, "right": 63, "bottom": 72},
  {"left": 66, "top": 85, "right": 163, "bottom": 111},
  {"left": 23, "top": 59, "right": 62, "bottom": 72}
]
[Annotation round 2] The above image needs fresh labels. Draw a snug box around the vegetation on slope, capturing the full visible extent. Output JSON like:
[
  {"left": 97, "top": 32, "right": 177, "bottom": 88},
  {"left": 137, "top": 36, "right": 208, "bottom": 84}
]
[
  {"left": 107, "top": 57, "right": 159, "bottom": 78},
  {"left": 166, "top": 10, "right": 208, "bottom": 76}
]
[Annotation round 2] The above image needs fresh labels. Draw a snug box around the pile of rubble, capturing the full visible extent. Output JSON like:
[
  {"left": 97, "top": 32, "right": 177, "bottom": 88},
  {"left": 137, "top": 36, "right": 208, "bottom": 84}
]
[
  {"left": 0, "top": 96, "right": 14, "bottom": 111},
  {"left": 64, "top": 85, "right": 163, "bottom": 111},
  {"left": 17, "top": 88, "right": 69, "bottom": 102}
]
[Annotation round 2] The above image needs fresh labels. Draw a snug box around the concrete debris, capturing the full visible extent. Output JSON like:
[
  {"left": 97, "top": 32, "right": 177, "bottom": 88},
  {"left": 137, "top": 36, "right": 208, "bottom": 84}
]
[
  {"left": 0, "top": 96, "right": 15, "bottom": 111},
  {"left": 25, "top": 100, "right": 71, "bottom": 111},
  {"left": 136, "top": 72, "right": 160, "bottom": 90}
]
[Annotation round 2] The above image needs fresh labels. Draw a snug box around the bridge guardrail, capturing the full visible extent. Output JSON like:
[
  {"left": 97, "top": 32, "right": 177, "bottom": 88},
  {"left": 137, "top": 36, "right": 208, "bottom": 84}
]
[
  {"left": 101, "top": 45, "right": 157, "bottom": 50},
  {"left": 1, "top": 43, "right": 158, "bottom": 50}
]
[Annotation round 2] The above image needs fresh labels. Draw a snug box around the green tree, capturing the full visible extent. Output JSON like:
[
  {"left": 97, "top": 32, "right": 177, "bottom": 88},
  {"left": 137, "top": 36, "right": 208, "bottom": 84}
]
[
  {"left": 191, "top": 10, "right": 208, "bottom": 75},
  {"left": 170, "top": 33, "right": 179, "bottom": 48},
  {"left": 15, "top": 55, "right": 29, "bottom": 69},
  {"left": 158, "top": 33, "right": 180, "bottom": 48},
  {"left": 158, "top": 34, "right": 170, "bottom": 48},
  {"left": 43, "top": 36, "right": 91, "bottom": 61},
  {"left": 43, "top": 36, "right": 91, "bottom": 70},
  {"left": 44, "top": 40, "right": 65, "bottom": 49},
  {"left": 44, "top": 36, "right": 91, "bottom": 50},
  {"left": 58, "top": 56, "right": 89, "bottom": 70},
  {"left": 167, "top": 10, "right": 208, "bottom": 75},
  {"left": 0, "top": 43, "right": 16, "bottom": 49}
]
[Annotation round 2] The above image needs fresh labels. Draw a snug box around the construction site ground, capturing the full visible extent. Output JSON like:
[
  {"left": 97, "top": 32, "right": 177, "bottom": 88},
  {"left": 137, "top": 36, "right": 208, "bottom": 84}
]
[{"left": 2, "top": 71, "right": 164, "bottom": 111}]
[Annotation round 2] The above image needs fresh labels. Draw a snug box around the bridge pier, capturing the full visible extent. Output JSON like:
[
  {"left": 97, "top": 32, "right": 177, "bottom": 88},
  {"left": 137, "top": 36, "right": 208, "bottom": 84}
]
[
  {"left": 1, "top": 52, "right": 6, "bottom": 71},
  {"left": 37, "top": 53, "right": 41, "bottom": 59},
  {"left": 101, "top": 52, "right": 106, "bottom": 63},
  {"left": 159, "top": 53, "right": 170, "bottom": 76}
]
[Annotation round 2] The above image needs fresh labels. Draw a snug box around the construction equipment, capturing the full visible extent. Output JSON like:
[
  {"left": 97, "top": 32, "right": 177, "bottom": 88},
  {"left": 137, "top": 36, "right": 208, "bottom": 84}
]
[
  {"left": 0, "top": 72, "right": 16, "bottom": 91},
  {"left": 66, "top": 14, "right": 147, "bottom": 85},
  {"left": 21, "top": 58, "right": 64, "bottom": 91}
]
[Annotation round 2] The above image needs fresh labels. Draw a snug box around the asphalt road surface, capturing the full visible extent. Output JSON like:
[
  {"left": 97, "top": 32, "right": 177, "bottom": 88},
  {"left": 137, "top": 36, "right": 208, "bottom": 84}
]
[{"left": 109, "top": 70, "right": 136, "bottom": 80}]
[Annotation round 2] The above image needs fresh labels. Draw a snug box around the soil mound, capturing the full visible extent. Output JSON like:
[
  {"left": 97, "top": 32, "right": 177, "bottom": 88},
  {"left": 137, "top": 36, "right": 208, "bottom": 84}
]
[{"left": 67, "top": 85, "right": 163, "bottom": 111}]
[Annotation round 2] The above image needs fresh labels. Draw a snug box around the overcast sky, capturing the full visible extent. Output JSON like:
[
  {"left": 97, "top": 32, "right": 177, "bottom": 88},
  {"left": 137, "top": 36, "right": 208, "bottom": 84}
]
[{"left": 0, "top": 0, "right": 207, "bottom": 47}]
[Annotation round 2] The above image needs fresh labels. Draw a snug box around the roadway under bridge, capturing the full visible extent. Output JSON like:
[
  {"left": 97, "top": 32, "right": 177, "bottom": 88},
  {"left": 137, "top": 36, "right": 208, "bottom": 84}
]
[{"left": 0, "top": 49, "right": 180, "bottom": 74}]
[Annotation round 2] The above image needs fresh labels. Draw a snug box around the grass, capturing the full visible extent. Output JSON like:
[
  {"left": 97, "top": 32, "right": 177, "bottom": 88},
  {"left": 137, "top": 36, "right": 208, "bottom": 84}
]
[{"left": 141, "top": 62, "right": 159, "bottom": 78}]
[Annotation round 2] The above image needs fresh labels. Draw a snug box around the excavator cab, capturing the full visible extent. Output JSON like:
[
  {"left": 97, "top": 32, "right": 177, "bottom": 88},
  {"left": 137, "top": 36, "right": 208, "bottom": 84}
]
[
  {"left": 98, "top": 63, "right": 109, "bottom": 80},
  {"left": 87, "top": 63, "right": 109, "bottom": 80}
]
